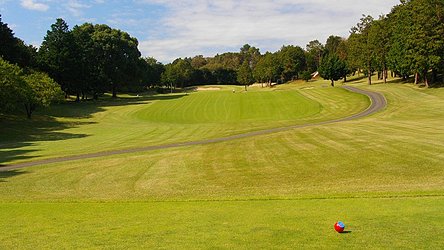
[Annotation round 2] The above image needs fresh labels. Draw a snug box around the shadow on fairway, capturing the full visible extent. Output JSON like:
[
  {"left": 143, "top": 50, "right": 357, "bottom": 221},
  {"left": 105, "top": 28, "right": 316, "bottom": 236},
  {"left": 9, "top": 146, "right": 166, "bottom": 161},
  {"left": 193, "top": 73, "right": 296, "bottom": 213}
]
[
  {"left": 46, "top": 93, "right": 187, "bottom": 118},
  {"left": 345, "top": 75, "right": 367, "bottom": 83},
  {"left": 0, "top": 169, "right": 27, "bottom": 182},
  {"left": 0, "top": 93, "right": 187, "bottom": 166},
  {"left": 340, "top": 231, "right": 352, "bottom": 234}
]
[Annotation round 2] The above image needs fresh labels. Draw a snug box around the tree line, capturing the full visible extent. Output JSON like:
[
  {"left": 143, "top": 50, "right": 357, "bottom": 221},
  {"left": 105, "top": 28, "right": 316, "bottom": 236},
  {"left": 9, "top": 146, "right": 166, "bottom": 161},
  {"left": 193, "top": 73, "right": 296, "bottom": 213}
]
[
  {"left": 164, "top": 0, "right": 444, "bottom": 88},
  {"left": 1, "top": 0, "right": 444, "bottom": 118},
  {"left": 1, "top": 16, "right": 164, "bottom": 117},
  {"left": 319, "top": 0, "right": 444, "bottom": 87},
  {"left": 161, "top": 43, "right": 312, "bottom": 91}
]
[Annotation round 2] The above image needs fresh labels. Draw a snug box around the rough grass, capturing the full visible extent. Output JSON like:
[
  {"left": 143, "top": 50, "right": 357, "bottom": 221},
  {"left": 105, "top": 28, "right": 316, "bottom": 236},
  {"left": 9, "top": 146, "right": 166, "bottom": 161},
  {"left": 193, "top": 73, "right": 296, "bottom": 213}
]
[{"left": 0, "top": 78, "right": 443, "bottom": 248}]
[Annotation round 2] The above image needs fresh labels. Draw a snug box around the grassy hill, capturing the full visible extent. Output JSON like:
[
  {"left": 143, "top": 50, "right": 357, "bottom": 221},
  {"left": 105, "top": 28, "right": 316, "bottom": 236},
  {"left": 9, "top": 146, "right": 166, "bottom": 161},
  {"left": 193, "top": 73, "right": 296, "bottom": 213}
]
[
  {"left": 0, "top": 78, "right": 443, "bottom": 248},
  {"left": 0, "top": 84, "right": 367, "bottom": 165}
]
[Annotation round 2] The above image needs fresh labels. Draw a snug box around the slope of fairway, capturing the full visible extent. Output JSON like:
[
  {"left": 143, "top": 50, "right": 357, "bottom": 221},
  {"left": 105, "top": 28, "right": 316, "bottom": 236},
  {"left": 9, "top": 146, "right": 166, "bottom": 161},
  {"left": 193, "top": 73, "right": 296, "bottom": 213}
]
[
  {"left": 1, "top": 82, "right": 443, "bottom": 248},
  {"left": 133, "top": 90, "right": 320, "bottom": 123},
  {"left": 0, "top": 85, "right": 369, "bottom": 165},
  {"left": 0, "top": 83, "right": 443, "bottom": 201}
]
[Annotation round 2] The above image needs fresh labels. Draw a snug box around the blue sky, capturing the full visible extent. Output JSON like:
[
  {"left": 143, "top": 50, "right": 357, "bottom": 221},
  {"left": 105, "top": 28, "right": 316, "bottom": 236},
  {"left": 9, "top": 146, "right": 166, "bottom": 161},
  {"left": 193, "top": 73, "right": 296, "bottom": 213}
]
[{"left": 0, "top": 0, "right": 400, "bottom": 62}]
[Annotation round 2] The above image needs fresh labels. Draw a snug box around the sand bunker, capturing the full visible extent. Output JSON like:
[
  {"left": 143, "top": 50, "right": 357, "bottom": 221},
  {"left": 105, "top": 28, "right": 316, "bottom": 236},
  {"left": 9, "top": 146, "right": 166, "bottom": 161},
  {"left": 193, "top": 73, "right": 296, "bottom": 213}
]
[{"left": 196, "top": 87, "right": 221, "bottom": 91}]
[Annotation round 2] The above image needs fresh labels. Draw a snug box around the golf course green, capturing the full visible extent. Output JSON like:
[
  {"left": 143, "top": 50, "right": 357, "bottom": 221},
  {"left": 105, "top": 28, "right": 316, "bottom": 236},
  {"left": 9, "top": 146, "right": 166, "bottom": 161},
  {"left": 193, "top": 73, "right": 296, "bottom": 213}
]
[{"left": 1, "top": 78, "right": 443, "bottom": 248}]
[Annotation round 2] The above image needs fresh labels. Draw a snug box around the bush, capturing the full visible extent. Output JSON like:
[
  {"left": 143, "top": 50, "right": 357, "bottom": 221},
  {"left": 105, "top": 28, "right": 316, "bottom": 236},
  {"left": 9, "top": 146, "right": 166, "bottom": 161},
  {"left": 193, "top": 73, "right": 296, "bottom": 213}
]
[{"left": 301, "top": 71, "right": 312, "bottom": 82}]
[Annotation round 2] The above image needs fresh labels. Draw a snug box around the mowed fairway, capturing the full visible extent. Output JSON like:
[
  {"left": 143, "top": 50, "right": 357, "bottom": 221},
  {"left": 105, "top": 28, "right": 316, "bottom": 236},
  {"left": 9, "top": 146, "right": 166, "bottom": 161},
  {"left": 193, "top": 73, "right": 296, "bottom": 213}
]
[
  {"left": 0, "top": 81, "right": 443, "bottom": 248},
  {"left": 0, "top": 85, "right": 368, "bottom": 165}
]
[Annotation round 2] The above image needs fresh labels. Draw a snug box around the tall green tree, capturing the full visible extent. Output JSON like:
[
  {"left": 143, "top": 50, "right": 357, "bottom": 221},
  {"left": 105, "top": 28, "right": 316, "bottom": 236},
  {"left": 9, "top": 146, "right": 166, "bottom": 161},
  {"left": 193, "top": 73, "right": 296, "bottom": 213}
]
[
  {"left": 38, "top": 19, "right": 77, "bottom": 96},
  {"left": 387, "top": 3, "right": 413, "bottom": 80},
  {"left": 305, "top": 40, "right": 324, "bottom": 73},
  {"left": 71, "top": 23, "right": 102, "bottom": 100},
  {"left": 143, "top": 57, "right": 165, "bottom": 86},
  {"left": 237, "top": 60, "right": 254, "bottom": 91},
  {"left": 22, "top": 71, "right": 64, "bottom": 119},
  {"left": 324, "top": 35, "right": 343, "bottom": 55},
  {"left": 335, "top": 38, "right": 351, "bottom": 82},
  {"left": 0, "top": 15, "right": 37, "bottom": 68},
  {"left": 0, "top": 58, "right": 63, "bottom": 118},
  {"left": 253, "top": 52, "right": 281, "bottom": 87},
  {"left": 348, "top": 15, "right": 375, "bottom": 85},
  {"left": 404, "top": 0, "right": 443, "bottom": 86},
  {"left": 318, "top": 54, "right": 347, "bottom": 87},
  {"left": 240, "top": 44, "right": 261, "bottom": 70},
  {"left": 368, "top": 16, "right": 390, "bottom": 83},
  {"left": 92, "top": 24, "right": 141, "bottom": 97},
  {"left": 277, "top": 45, "right": 306, "bottom": 82},
  {"left": 161, "top": 58, "right": 194, "bottom": 91},
  {"left": 0, "top": 58, "right": 26, "bottom": 113}
]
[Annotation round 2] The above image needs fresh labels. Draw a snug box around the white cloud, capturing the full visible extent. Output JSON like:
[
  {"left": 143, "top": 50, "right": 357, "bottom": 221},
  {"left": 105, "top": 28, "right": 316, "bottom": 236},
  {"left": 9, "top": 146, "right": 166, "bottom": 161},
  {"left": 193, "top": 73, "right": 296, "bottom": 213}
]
[
  {"left": 20, "top": 0, "right": 49, "bottom": 11},
  {"left": 65, "top": 0, "right": 90, "bottom": 17},
  {"left": 137, "top": 0, "right": 399, "bottom": 62}
]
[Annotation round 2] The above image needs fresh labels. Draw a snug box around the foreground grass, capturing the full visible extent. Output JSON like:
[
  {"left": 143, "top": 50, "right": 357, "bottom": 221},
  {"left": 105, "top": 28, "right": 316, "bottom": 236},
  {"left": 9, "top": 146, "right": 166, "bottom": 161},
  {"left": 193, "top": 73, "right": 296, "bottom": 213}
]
[
  {"left": 1, "top": 198, "right": 442, "bottom": 249},
  {"left": 0, "top": 79, "right": 443, "bottom": 248}
]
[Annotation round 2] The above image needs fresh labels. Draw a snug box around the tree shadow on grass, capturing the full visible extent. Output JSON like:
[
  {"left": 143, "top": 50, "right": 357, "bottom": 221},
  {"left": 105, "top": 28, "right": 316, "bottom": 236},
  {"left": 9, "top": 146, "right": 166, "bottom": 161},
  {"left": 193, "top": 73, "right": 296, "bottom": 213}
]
[
  {"left": 0, "top": 143, "right": 38, "bottom": 166},
  {"left": 0, "top": 169, "right": 27, "bottom": 182},
  {"left": 45, "top": 93, "right": 187, "bottom": 118},
  {"left": 345, "top": 75, "right": 368, "bottom": 83},
  {"left": 0, "top": 117, "right": 91, "bottom": 166},
  {"left": 0, "top": 93, "right": 187, "bottom": 166}
]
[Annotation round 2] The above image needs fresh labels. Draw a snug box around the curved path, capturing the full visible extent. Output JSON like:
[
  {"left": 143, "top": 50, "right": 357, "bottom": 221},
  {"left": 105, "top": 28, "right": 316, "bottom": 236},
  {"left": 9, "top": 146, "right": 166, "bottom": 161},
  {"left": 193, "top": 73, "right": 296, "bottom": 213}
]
[{"left": 1, "top": 86, "right": 386, "bottom": 171}]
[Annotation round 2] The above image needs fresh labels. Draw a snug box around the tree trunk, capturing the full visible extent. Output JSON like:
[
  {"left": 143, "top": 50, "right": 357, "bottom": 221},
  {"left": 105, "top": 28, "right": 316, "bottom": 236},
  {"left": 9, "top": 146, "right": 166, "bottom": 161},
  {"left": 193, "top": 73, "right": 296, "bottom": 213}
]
[
  {"left": 245, "top": 84, "right": 247, "bottom": 91},
  {"left": 423, "top": 70, "right": 429, "bottom": 88},
  {"left": 383, "top": 69, "right": 387, "bottom": 84},
  {"left": 414, "top": 72, "right": 419, "bottom": 85},
  {"left": 431, "top": 69, "right": 437, "bottom": 84},
  {"left": 331, "top": 79, "right": 335, "bottom": 87},
  {"left": 112, "top": 84, "right": 117, "bottom": 98},
  {"left": 24, "top": 104, "right": 30, "bottom": 119},
  {"left": 24, "top": 104, "right": 34, "bottom": 119},
  {"left": 368, "top": 69, "right": 372, "bottom": 85},
  {"left": 343, "top": 74, "right": 347, "bottom": 83},
  {"left": 76, "top": 93, "right": 80, "bottom": 102}
]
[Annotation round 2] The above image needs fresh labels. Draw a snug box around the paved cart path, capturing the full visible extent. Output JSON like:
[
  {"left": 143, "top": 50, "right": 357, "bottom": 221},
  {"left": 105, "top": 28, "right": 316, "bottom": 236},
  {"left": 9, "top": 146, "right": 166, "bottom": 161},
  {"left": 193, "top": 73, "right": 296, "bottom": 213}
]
[{"left": 0, "top": 86, "right": 386, "bottom": 171}]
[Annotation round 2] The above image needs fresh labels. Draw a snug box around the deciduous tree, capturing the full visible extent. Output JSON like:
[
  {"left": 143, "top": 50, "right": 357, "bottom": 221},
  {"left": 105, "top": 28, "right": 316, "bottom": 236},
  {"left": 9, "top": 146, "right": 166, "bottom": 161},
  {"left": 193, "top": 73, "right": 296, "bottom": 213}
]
[
  {"left": 277, "top": 45, "right": 306, "bottom": 82},
  {"left": 22, "top": 71, "right": 64, "bottom": 119},
  {"left": 0, "top": 58, "right": 26, "bottom": 113},
  {"left": 237, "top": 60, "right": 254, "bottom": 91},
  {"left": 318, "top": 54, "right": 347, "bottom": 87}
]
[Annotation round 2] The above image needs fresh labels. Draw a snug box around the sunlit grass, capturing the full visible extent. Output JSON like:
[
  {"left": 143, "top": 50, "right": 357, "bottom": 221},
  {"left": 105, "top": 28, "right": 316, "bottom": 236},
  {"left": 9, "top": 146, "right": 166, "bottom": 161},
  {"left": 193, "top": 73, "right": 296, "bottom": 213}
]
[
  {"left": 0, "top": 77, "right": 443, "bottom": 248},
  {"left": 0, "top": 82, "right": 368, "bottom": 165}
]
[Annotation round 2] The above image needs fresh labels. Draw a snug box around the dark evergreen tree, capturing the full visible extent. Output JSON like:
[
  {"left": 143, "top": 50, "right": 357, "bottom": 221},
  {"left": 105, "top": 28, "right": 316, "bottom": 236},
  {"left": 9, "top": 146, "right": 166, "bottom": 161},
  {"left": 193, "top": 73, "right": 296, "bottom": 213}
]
[{"left": 318, "top": 54, "right": 347, "bottom": 87}]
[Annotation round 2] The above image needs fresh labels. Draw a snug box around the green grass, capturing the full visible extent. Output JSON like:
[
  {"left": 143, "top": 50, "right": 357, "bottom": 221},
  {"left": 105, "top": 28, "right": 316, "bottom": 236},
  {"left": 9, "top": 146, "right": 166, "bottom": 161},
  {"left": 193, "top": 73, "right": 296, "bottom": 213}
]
[
  {"left": 0, "top": 84, "right": 368, "bottom": 165},
  {"left": 0, "top": 198, "right": 442, "bottom": 249},
  {"left": 0, "top": 78, "right": 443, "bottom": 248}
]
